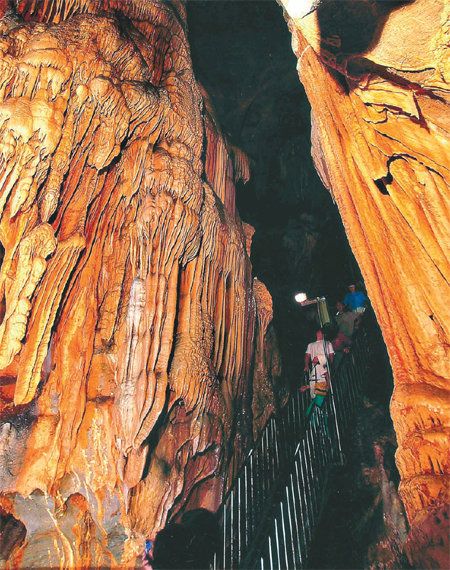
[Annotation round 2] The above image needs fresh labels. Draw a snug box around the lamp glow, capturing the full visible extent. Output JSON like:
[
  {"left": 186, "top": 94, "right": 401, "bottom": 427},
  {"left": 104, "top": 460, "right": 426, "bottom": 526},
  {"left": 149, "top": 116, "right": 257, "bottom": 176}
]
[{"left": 294, "top": 292, "right": 307, "bottom": 303}]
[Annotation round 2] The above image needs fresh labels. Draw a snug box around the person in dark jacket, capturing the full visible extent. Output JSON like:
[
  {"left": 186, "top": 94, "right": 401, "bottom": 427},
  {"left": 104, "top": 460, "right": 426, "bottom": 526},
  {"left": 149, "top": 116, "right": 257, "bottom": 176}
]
[{"left": 143, "top": 509, "right": 220, "bottom": 569}]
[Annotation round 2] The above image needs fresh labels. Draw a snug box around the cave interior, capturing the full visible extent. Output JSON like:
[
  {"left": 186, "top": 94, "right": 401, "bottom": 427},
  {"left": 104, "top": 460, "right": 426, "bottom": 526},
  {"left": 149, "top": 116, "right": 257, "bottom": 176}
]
[
  {"left": 187, "top": 2, "right": 397, "bottom": 566},
  {"left": 188, "top": 1, "right": 363, "bottom": 376},
  {"left": 0, "top": 0, "right": 448, "bottom": 568}
]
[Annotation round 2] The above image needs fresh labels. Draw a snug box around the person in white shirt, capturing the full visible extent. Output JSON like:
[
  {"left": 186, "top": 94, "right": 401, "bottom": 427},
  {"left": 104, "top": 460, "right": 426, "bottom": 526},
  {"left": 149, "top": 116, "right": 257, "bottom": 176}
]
[{"left": 304, "top": 329, "right": 334, "bottom": 398}]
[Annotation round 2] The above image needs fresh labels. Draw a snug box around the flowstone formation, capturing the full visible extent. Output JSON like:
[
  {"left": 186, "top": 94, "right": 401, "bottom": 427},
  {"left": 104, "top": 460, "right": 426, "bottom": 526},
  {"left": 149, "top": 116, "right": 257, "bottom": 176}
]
[
  {"left": 281, "top": 0, "right": 449, "bottom": 566},
  {"left": 0, "top": 1, "right": 280, "bottom": 567}
]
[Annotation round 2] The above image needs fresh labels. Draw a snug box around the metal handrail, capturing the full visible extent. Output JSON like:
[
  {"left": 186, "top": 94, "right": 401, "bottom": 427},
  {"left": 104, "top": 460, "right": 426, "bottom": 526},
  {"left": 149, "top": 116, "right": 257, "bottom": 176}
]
[{"left": 214, "top": 330, "right": 370, "bottom": 569}]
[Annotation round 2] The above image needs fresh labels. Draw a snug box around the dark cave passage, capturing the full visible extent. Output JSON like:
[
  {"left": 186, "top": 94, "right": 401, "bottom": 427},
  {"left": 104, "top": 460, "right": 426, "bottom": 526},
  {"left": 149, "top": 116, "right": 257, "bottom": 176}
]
[
  {"left": 307, "top": 312, "right": 408, "bottom": 569},
  {"left": 187, "top": 2, "right": 399, "bottom": 567},
  {"left": 187, "top": 1, "right": 365, "bottom": 381}
]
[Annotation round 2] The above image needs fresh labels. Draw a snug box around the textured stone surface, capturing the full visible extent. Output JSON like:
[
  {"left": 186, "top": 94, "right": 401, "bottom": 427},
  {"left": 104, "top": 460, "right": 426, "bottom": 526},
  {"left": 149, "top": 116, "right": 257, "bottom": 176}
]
[
  {"left": 0, "top": 1, "right": 280, "bottom": 566},
  {"left": 281, "top": 0, "right": 449, "bottom": 565}
]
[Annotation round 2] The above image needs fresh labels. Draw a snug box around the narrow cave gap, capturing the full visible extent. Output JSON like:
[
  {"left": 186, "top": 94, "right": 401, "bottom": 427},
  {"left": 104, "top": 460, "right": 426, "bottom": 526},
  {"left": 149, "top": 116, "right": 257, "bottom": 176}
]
[
  {"left": 187, "top": 1, "right": 365, "bottom": 380},
  {"left": 374, "top": 171, "right": 393, "bottom": 195},
  {"left": 187, "top": 2, "right": 398, "bottom": 567},
  {"left": 187, "top": 1, "right": 391, "bottom": 383},
  {"left": 0, "top": 509, "right": 26, "bottom": 562}
]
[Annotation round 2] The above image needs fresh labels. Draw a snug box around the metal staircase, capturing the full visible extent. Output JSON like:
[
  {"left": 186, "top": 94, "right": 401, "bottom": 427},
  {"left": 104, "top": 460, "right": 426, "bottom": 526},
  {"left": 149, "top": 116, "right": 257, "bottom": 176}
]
[{"left": 214, "top": 331, "right": 370, "bottom": 569}]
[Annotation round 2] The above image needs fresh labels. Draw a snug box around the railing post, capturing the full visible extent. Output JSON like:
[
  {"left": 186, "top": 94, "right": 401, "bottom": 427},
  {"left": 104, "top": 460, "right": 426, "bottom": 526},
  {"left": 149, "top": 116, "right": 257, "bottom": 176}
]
[
  {"left": 215, "top": 330, "right": 370, "bottom": 569},
  {"left": 328, "top": 373, "right": 344, "bottom": 463}
]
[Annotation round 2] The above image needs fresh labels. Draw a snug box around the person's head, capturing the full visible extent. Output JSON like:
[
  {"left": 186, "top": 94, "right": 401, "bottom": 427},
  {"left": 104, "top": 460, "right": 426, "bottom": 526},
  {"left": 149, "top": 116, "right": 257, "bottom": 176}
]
[
  {"left": 181, "top": 509, "right": 220, "bottom": 569},
  {"left": 336, "top": 301, "right": 344, "bottom": 314},
  {"left": 316, "top": 329, "right": 323, "bottom": 341},
  {"left": 149, "top": 523, "right": 194, "bottom": 569},
  {"left": 348, "top": 284, "right": 356, "bottom": 292}
]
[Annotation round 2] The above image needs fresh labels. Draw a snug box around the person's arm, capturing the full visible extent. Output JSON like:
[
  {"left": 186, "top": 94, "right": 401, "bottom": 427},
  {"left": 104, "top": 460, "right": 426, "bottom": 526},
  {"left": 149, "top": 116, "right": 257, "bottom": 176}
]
[
  {"left": 300, "top": 352, "right": 311, "bottom": 391},
  {"left": 142, "top": 551, "right": 153, "bottom": 570},
  {"left": 304, "top": 352, "right": 310, "bottom": 371},
  {"left": 327, "top": 342, "right": 335, "bottom": 364}
]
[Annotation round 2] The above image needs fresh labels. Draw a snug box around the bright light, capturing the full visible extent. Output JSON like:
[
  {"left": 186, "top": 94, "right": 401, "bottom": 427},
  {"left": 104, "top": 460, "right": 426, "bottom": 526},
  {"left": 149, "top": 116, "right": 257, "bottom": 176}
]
[
  {"left": 294, "top": 292, "right": 308, "bottom": 303},
  {"left": 283, "top": 0, "right": 320, "bottom": 20}
]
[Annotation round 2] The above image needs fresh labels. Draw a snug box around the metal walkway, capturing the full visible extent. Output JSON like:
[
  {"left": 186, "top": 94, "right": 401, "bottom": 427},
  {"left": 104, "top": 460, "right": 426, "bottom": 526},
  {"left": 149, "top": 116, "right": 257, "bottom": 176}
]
[{"left": 214, "top": 331, "right": 370, "bottom": 569}]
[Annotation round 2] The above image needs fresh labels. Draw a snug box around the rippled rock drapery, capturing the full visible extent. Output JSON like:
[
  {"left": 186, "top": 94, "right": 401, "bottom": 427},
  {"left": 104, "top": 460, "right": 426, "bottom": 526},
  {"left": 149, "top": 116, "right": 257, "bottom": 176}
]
[
  {"left": 281, "top": 0, "right": 449, "bottom": 566},
  {"left": 0, "top": 1, "right": 279, "bottom": 566}
]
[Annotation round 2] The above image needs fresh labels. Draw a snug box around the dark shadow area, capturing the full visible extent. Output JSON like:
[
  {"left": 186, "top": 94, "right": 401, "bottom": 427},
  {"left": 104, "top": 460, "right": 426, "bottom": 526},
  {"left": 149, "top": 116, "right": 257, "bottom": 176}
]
[
  {"left": 316, "top": 0, "right": 413, "bottom": 56},
  {"left": 187, "top": 1, "right": 364, "bottom": 384},
  {"left": 0, "top": 509, "right": 26, "bottom": 563},
  {"left": 307, "top": 313, "right": 410, "bottom": 569}
]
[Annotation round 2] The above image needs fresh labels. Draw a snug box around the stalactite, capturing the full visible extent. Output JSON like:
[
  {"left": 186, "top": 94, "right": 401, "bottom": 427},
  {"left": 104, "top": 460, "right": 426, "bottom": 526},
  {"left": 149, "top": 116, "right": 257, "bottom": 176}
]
[{"left": 0, "top": 1, "right": 280, "bottom": 566}]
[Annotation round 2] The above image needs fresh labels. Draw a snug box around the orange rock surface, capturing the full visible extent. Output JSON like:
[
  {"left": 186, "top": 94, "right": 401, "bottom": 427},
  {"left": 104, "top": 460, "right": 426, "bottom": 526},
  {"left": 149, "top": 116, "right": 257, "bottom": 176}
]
[
  {"left": 281, "top": 0, "right": 449, "bottom": 565},
  {"left": 0, "top": 1, "right": 280, "bottom": 566}
]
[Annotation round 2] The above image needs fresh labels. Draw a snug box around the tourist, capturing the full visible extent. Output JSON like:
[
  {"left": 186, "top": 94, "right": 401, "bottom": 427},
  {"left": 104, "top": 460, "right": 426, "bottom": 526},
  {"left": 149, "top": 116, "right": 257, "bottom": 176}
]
[
  {"left": 301, "top": 329, "right": 334, "bottom": 435},
  {"left": 143, "top": 509, "right": 220, "bottom": 569},
  {"left": 344, "top": 283, "right": 368, "bottom": 313},
  {"left": 143, "top": 523, "right": 192, "bottom": 569},
  {"left": 303, "top": 329, "right": 334, "bottom": 399},
  {"left": 335, "top": 300, "right": 359, "bottom": 338},
  {"left": 181, "top": 508, "right": 220, "bottom": 569},
  {"left": 332, "top": 300, "right": 360, "bottom": 354},
  {"left": 332, "top": 331, "right": 352, "bottom": 354}
]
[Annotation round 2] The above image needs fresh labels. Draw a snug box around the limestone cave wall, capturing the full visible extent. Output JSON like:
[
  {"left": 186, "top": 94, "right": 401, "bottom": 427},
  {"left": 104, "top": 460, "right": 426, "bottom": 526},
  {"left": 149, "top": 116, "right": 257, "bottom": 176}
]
[
  {"left": 280, "top": 0, "right": 449, "bottom": 566},
  {"left": 0, "top": 1, "right": 280, "bottom": 567}
]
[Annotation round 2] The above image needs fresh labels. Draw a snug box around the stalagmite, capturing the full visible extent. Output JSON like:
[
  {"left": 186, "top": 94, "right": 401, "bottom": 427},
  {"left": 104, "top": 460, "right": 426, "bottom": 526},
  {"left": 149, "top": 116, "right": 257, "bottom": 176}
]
[
  {"left": 0, "top": 1, "right": 280, "bottom": 566},
  {"left": 280, "top": 0, "right": 449, "bottom": 565}
]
